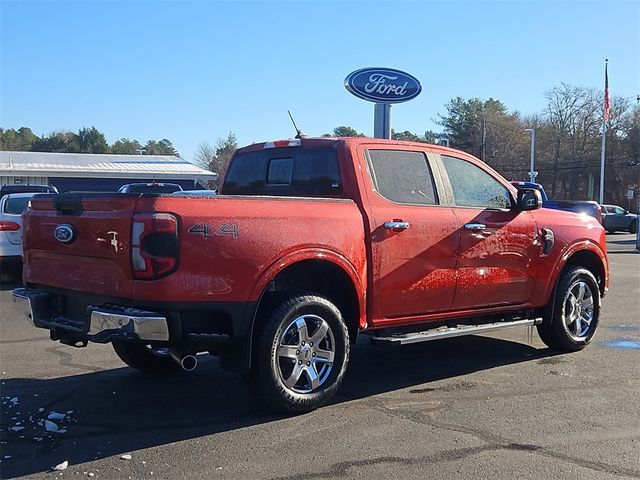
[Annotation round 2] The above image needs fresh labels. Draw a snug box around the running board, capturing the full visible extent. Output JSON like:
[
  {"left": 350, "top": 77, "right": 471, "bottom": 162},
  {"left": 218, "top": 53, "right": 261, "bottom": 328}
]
[{"left": 370, "top": 318, "right": 542, "bottom": 346}]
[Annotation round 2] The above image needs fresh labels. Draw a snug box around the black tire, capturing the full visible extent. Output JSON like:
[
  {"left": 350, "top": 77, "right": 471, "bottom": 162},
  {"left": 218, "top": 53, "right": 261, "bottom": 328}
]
[
  {"left": 112, "top": 341, "right": 181, "bottom": 373},
  {"left": 630, "top": 221, "right": 638, "bottom": 234},
  {"left": 606, "top": 229, "right": 615, "bottom": 234},
  {"left": 246, "top": 294, "right": 350, "bottom": 413},
  {"left": 537, "top": 266, "right": 600, "bottom": 352}
]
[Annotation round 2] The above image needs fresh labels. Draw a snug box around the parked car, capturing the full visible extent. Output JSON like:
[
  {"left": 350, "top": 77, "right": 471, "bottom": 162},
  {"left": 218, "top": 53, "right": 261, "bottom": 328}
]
[
  {"left": 510, "top": 182, "right": 602, "bottom": 223},
  {"left": 510, "top": 181, "right": 549, "bottom": 201},
  {"left": 0, "top": 192, "right": 39, "bottom": 271},
  {"left": 117, "top": 182, "right": 183, "bottom": 194},
  {"left": 0, "top": 184, "right": 58, "bottom": 198},
  {"left": 544, "top": 200, "right": 603, "bottom": 223},
  {"left": 601, "top": 204, "right": 638, "bottom": 233},
  {"left": 14, "top": 138, "right": 608, "bottom": 412}
]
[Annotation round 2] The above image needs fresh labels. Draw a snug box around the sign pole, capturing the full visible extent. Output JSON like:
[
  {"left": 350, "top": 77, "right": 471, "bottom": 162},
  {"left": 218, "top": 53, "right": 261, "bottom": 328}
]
[
  {"left": 374, "top": 103, "right": 392, "bottom": 139},
  {"left": 636, "top": 197, "right": 640, "bottom": 251}
]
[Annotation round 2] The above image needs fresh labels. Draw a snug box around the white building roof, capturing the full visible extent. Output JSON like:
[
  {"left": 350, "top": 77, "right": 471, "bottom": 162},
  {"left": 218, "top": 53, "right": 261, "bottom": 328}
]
[{"left": 0, "top": 151, "right": 217, "bottom": 180}]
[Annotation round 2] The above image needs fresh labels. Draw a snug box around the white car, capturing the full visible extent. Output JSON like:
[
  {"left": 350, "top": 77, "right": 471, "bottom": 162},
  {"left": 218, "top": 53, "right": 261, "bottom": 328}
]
[{"left": 0, "top": 192, "right": 39, "bottom": 271}]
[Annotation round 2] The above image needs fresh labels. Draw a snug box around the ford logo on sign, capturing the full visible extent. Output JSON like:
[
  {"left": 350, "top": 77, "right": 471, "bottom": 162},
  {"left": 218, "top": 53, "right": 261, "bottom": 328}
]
[
  {"left": 54, "top": 224, "right": 76, "bottom": 244},
  {"left": 345, "top": 67, "right": 422, "bottom": 103}
]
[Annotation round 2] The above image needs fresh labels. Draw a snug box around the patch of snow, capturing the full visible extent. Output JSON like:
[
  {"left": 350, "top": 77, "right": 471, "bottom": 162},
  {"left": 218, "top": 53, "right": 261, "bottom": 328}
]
[
  {"left": 48, "top": 412, "right": 66, "bottom": 421},
  {"left": 44, "top": 420, "right": 59, "bottom": 432},
  {"left": 120, "top": 454, "right": 132, "bottom": 461},
  {"left": 53, "top": 460, "right": 68, "bottom": 471}
]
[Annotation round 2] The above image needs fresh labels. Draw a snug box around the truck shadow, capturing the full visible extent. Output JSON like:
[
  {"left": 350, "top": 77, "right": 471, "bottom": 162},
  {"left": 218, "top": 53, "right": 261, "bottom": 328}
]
[
  {"left": 1, "top": 335, "right": 554, "bottom": 478},
  {"left": 0, "top": 272, "right": 22, "bottom": 290}
]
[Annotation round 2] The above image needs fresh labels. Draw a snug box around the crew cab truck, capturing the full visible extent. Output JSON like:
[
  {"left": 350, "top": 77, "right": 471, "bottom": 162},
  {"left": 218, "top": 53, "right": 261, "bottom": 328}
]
[{"left": 12, "top": 138, "right": 609, "bottom": 412}]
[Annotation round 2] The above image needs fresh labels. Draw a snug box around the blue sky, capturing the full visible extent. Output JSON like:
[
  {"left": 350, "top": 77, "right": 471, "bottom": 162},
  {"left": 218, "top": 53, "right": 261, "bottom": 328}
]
[{"left": 1, "top": 0, "right": 638, "bottom": 163}]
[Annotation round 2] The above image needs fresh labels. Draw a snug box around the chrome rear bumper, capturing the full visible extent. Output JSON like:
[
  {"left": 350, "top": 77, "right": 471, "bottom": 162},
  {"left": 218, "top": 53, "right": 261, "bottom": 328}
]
[{"left": 11, "top": 288, "right": 169, "bottom": 344}]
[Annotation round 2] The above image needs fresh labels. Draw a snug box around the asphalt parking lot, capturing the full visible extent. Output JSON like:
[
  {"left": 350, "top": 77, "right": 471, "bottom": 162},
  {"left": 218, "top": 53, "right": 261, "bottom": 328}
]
[{"left": 1, "top": 234, "right": 639, "bottom": 480}]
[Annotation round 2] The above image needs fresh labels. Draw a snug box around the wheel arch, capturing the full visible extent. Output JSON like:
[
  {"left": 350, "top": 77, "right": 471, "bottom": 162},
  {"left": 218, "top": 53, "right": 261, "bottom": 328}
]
[
  {"left": 221, "top": 249, "right": 365, "bottom": 374},
  {"left": 547, "top": 242, "right": 608, "bottom": 304},
  {"left": 252, "top": 252, "right": 365, "bottom": 341}
]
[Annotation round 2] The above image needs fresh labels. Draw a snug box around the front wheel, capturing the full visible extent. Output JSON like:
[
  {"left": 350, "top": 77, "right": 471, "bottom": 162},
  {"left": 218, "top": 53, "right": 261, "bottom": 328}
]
[
  {"left": 537, "top": 266, "right": 600, "bottom": 352},
  {"left": 246, "top": 294, "right": 350, "bottom": 413}
]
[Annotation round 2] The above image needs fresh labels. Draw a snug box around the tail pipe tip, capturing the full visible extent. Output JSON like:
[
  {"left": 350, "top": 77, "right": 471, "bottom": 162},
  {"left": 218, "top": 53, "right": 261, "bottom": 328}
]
[{"left": 169, "top": 351, "right": 198, "bottom": 371}]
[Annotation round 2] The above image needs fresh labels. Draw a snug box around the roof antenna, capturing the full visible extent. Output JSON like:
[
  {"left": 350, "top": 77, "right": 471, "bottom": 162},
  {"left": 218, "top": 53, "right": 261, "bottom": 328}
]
[{"left": 288, "top": 111, "right": 307, "bottom": 139}]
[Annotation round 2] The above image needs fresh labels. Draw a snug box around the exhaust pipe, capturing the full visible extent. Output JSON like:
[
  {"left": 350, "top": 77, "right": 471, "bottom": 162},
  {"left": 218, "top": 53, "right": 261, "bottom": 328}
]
[{"left": 169, "top": 350, "right": 198, "bottom": 371}]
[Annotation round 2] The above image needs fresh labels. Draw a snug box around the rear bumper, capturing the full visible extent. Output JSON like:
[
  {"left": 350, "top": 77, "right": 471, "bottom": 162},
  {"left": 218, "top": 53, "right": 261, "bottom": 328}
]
[
  {"left": 12, "top": 286, "right": 257, "bottom": 373},
  {"left": 12, "top": 288, "right": 169, "bottom": 344}
]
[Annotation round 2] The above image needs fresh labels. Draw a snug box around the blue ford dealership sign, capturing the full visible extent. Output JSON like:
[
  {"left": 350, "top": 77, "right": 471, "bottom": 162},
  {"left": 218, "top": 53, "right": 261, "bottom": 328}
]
[{"left": 345, "top": 67, "right": 422, "bottom": 104}]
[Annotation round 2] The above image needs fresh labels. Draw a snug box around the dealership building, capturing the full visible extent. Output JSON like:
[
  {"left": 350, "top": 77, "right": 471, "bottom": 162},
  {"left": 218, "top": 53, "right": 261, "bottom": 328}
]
[{"left": 0, "top": 151, "right": 217, "bottom": 192}]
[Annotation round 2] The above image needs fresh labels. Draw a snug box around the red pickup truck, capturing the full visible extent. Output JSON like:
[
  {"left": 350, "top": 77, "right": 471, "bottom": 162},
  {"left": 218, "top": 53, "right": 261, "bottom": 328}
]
[{"left": 13, "top": 137, "right": 609, "bottom": 412}]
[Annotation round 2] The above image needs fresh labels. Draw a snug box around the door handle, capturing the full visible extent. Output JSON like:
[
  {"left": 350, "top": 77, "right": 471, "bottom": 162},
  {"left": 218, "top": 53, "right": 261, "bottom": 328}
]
[
  {"left": 384, "top": 221, "right": 411, "bottom": 231},
  {"left": 464, "top": 223, "right": 486, "bottom": 231}
]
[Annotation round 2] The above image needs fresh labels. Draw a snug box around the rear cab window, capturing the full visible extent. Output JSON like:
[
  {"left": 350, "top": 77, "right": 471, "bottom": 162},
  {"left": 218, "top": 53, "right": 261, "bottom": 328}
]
[{"left": 222, "top": 147, "right": 342, "bottom": 197}]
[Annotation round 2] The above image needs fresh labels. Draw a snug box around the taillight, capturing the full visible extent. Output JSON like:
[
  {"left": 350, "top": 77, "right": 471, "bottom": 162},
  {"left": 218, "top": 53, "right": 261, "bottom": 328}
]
[
  {"left": 0, "top": 221, "right": 20, "bottom": 231},
  {"left": 131, "top": 213, "right": 179, "bottom": 280}
]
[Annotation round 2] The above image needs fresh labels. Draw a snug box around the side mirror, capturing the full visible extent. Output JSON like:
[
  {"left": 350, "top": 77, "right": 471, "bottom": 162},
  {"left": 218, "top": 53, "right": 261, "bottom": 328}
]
[{"left": 516, "top": 188, "right": 542, "bottom": 211}]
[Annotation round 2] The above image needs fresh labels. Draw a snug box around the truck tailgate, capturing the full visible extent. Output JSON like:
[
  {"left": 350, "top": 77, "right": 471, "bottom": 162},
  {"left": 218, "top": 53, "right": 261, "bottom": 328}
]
[{"left": 23, "top": 194, "right": 138, "bottom": 297}]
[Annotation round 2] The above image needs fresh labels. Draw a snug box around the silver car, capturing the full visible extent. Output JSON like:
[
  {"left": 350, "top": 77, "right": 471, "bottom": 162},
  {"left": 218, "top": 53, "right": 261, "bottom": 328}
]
[{"left": 0, "top": 192, "right": 39, "bottom": 270}]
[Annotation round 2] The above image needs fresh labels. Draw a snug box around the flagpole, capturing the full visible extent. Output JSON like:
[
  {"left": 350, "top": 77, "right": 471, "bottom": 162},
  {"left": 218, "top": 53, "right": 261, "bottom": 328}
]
[
  {"left": 599, "top": 119, "right": 606, "bottom": 204},
  {"left": 599, "top": 59, "right": 608, "bottom": 204}
]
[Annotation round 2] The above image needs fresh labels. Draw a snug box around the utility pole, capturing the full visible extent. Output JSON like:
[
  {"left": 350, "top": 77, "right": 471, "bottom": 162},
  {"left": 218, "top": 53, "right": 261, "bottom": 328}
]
[
  {"left": 480, "top": 117, "right": 486, "bottom": 161},
  {"left": 525, "top": 128, "right": 537, "bottom": 183},
  {"left": 599, "top": 59, "right": 609, "bottom": 205}
]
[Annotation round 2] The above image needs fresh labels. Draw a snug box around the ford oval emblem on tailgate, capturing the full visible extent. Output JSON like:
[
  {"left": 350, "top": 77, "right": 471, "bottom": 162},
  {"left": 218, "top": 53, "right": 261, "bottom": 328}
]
[{"left": 54, "top": 224, "right": 76, "bottom": 244}]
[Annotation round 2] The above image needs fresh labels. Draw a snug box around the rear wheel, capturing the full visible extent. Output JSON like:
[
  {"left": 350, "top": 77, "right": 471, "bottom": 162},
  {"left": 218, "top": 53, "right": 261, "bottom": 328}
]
[
  {"left": 112, "top": 341, "right": 181, "bottom": 373},
  {"left": 247, "top": 294, "right": 350, "bottom": 413},
  {"left": 537, "top": 266, "right": 600, "bottom": 352}
]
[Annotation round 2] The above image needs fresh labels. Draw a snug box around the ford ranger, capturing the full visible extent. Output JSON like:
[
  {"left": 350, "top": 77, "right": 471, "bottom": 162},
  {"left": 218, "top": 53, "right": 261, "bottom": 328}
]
[{"left": 12, "top": 137, "right": 609, "bottom": 412}]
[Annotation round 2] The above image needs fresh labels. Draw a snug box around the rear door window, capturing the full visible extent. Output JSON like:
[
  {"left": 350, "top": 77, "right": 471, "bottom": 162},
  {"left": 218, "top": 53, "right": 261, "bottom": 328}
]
[
  {"left": 366, "top": 150, "right": 438, "bottom": 205},
  {"left": 223, "top": 147, "right": 341, "bottom": 197}
]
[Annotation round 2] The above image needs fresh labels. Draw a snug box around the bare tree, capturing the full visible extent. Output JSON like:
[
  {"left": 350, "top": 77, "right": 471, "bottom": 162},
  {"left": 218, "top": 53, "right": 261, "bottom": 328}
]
[
  {"left": 194, "top": 141, "right": 216, "bottom": 170},
  {"left": 210, "top": 133, "right": 238, "bottom": 179}
]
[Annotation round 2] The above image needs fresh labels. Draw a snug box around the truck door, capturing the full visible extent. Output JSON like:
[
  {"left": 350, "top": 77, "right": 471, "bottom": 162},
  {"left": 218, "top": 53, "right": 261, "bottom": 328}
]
[
  {"left": 439, "top": 154, "right": 539, "bottom": 309},
  {"left": 359, "top": 147, "right": 459, "bottom": 323}
]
